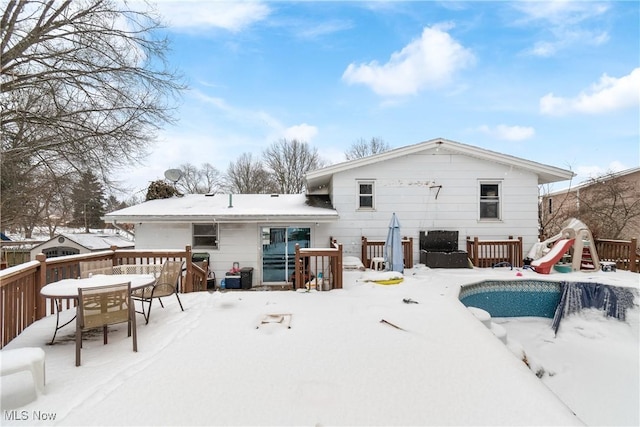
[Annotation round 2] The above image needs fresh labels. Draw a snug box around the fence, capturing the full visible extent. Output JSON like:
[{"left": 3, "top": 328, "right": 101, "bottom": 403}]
[
  {"left": 466, "top": 236, "right": 523, "bottom": 268},
  {"left": 0, "top": 246, "right": 207, "bottom": 348},
  {"left": 360, "top": 236, "right": 414, "bottom": 269},
  {"left": 596, "top": 238, "right": 638, "bottom": 272},
  {"left": 293, "top": 238, "right": 343, "bottom": 291},
  {"left": 1, "top": 241, "right": 40, "bottom": 269}
]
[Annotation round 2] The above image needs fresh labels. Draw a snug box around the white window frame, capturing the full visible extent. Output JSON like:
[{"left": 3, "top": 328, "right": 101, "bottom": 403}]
[
  {"left": 357, "top": 180, "right": 375, "bottom": 210},
  {"left": 192, "top": 223, "right": 219, "bottom": 249},
  {"left": 479, "top": 181, "right": 502, "bottom": 220}
]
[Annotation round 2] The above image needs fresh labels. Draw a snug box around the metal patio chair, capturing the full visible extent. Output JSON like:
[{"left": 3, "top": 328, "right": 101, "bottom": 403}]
[
  {"left": 76, "top": 282, "right": 137, "bottom": 366},
  {"left": 131, "top": 260, "right": 184, "bottom": 324}
]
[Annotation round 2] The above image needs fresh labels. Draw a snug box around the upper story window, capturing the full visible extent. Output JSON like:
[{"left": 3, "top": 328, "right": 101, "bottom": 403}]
[
  {"left": 193, "top": 223, "right": 218, "bottom": 249},
  {"left": 357, "top": 180, "right": 375, "bottom": 210},
  {"left": 479, "top": 182, "right": 501, "bottom": 220}
]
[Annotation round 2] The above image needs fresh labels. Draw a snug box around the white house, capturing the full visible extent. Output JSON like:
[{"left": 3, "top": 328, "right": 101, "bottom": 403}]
[
  {"left": 103, "top": 138, "right": 574, "bottom": 285},
  {"left": 29, "top": 232, "right": 135, "bottom": 260}
]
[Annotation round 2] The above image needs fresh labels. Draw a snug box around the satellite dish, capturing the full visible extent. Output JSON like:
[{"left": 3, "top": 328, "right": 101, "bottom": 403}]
[{"left": 164, "top": 169, "right": 182, "bottom": 183}]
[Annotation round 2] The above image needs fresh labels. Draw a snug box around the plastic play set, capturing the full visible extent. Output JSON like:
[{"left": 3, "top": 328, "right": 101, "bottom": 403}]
[{"left": 527, "top": 218, "right": 601, "bottom": 274}]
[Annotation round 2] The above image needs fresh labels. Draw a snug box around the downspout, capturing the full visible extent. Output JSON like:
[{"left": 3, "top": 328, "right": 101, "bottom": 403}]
[{"left": 111, "top": 220, "right": 135, "bottom": 240}]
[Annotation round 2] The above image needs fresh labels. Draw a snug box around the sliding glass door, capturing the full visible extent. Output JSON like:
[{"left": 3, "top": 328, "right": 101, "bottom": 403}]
[{"left": 261, "top": 227, "right": 310, "bottom": 283}]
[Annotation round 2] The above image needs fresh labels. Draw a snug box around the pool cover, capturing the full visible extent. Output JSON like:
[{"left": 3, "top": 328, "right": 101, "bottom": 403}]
[{"left": 552, "top": 282, "right": 637, "bottom": 334}]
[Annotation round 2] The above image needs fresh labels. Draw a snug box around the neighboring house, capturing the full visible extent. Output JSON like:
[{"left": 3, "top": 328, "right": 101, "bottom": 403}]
[
  {"left": 541, "top": 167, "right": 640, "bottom": 243},
  {"left": 29, "top": 232, "right": 135, "bottom": 260},
  {"left": 103, "top": 138, "right": 574, "bottom": 285}
]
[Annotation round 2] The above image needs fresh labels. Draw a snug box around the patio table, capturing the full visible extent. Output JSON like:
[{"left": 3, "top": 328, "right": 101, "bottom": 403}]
[{"left": 40, "top": 274, "right": 155, "bottom": 344}]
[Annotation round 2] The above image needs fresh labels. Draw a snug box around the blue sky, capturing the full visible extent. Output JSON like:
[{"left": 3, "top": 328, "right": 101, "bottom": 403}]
[{"left": 123, "top": 1, "right": 639, "bottom": 196}]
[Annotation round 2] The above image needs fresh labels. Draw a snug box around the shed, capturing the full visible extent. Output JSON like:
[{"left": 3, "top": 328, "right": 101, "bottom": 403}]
[{"left": 29, "top": 233, "right": 134, "bottom": 260}]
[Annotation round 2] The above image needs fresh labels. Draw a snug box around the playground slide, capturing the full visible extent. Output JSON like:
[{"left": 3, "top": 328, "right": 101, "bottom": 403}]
[{"left": 530, "top": 238, "right": 575, "bottom": 274}]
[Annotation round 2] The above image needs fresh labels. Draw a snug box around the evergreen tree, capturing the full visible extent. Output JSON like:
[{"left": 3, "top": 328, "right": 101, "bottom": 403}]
[{"left": 71, "top": 172, "right": 106, "bottom": 232}]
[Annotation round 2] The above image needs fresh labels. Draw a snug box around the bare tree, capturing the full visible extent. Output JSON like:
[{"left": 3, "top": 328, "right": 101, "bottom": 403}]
[
  {"left": 225, "top": 153, "right": 277, "bottom": 194},
  {"left": 345, "top": 137, "right": 390, "bottom": 160},
  {"left": 1, "top": 0, "right": 184, "bottom": 231},
  {"left": 0, "top": 157, "right": 74, "bottom": 237},
  {"left": 263, "top": 139, "right": 324, "bottom": 194},
  {"left": 540, "top": 170, "right": 640, "bottom": 241},
  {"left": 175, "top": 163, "right": 222, "bottom": 194},
  {"left": 538, "top": 179, "right": 575, "bottom": 240},
  {"left": 577, "top": 173, "right": 640, "bottom": 240}
]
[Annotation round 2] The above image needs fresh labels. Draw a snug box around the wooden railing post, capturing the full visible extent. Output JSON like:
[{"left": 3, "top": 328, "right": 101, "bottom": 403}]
[
  {"left": 294, "top": 244, "right": 301, "bottom": 290},
  {"left": 184, "top": 245, "right": 193, "bottom": 293},
  {"left": 36, "top": 253, "right": 47, "bottom": 320},
  {"left": 110, "top": 246, "right": 118, "bottom": 266},
  {"left": 403, "top": 236, "right": 414, "bottom": 268},
  {"left": 472, "top": 237, "right": 479, "bottom": 267},
  {"left": 630, "top": 238, "right": 638, "bottom": 272},
  {"left": 335, "top": 243, "right": 343, "bottom": 289},
  {"left": 517, "top": 237, "right": 523, "bottom": 267},
  {"left": 361, "top": 237, "right": 367, "bottom": 268},
  {"left": 507, "top": 236, "right": 514, "bottom": 266}
]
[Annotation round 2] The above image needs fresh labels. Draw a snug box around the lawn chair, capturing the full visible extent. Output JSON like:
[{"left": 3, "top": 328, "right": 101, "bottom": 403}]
[
  {"left": 79, "top": 260, "right": 113, "bottom": 278},
  {"left": 132, "top": 260, "right": 184, "bottom": 324},
  {"left": 76, "top": 282, "right": 137, "bottom": 367}
]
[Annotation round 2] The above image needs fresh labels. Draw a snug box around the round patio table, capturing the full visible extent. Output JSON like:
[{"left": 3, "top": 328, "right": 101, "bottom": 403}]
[{"left": 41, "top": 274, "right": 155, "bottom": 344}]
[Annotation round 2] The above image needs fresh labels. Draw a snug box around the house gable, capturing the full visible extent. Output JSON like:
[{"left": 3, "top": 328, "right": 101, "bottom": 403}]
[{"left": 305, "top": 138, "right": 574, "bottom": 193}]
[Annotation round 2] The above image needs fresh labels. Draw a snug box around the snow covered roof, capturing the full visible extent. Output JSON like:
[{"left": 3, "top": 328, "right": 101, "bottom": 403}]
[
  {"left": 305, "top": 137, "right": 575, "bottom": 191},
  {"left": 544, "top": 166, "right": 640, "bottom": 196},
  {"left": 103, "top": 193, "right": 339, "bottom": 223},
  {"left": 30, "top": 233, "right": 134, "bottom": 252}
]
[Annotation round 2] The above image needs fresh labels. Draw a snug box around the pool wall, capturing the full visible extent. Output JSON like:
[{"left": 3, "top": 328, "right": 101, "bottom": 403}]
[{"left": 459, "top": 280, "right": 562, "bottom": 318}]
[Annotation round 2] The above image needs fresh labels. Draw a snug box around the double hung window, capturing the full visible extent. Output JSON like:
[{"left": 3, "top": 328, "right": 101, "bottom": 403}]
[
  {"left": 358, "top": 181, "right": 375, "bottom": 210},
  {"left": 479, "top": 183, "right": 501, "bottom": 220}
]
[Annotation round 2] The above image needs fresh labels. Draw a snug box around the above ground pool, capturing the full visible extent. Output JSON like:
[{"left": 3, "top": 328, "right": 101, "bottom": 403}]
[
  {"left": 459, "top": 279, "right": 563, "bottom": 318},
  {"left": 459, "top": 279, "right": 637, "bottom": 333}
]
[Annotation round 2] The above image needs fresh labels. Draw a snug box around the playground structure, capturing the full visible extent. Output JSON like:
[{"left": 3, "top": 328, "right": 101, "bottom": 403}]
[{"left": 528, "top": 218, "right": 600, "bottom": 274}]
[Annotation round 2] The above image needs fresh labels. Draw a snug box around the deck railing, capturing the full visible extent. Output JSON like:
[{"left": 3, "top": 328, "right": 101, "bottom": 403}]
[
  {"left": 466, "top": 236, "right": 523, "bottom": 268},
  {"left": 596, "top": 238, "right": 638, "bottom": 272},
  {"left": 360, "top": 236, "right": 414, "bottom": 269},
  {"left": 0, "top": 246, "right": 207, "bottom": 348},
  {"left": 293, "top": 238, "right": 343, "bottom": 291}
]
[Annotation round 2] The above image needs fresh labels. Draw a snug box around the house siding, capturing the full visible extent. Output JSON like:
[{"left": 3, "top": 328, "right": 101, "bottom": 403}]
[
  {"left": 136, "top": 221, "right": 327, "bottom": 284},
  {"left": 315, "top": 151, "right": 540, "bottom": 261},
  {"left": 104, "top": 140, "right": 574, "bottom": 283}
]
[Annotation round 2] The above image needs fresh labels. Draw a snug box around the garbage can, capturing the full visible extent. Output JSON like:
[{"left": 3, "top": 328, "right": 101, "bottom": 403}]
[
  {"left": 192, "top": 252, "right": 210, "bottom": 264},
  {"left": 240, "top": 267, "right": 254, "bottom": 289}
]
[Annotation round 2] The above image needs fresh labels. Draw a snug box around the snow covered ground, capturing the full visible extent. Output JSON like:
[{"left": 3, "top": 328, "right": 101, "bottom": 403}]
[{"left": 1, "top": 266, "right": 638, "bottom": 426}]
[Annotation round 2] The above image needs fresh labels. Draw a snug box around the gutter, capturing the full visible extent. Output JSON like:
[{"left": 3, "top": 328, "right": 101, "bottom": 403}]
[{"left": 111, "top": 220, "right": 136, "bottom": 240}]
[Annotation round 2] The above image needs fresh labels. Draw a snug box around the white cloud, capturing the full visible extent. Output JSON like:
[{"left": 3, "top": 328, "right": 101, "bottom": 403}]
[
  {"left": 513, "top": 1, "right": 610, "bottom": 57},
  {"left": 283, "top": 124, "right": 319, "bottom": 142},
  {"left": 190, "top": 90, "right": 319, "bottom": 145},
  {"left": 477, "top": 124, "right": 535, "bottom": 141},
  {"left": 341, "top": 24, "right": 474, "bottom": 96},
  {"left": 152, "top": 0, "right": 270, "bottom": 32},
  {"left": 573, "top": 161, "right": 630, "bottom": 183},
  {"left": 540, "top": 68, "right": 640, "bottom": 115},
  {"left": 528, "top": 29, "right": 609, "bottom": 57},
  {"left": 294, "top": 19, "right": 353, "bottom": 39},
  {"left": 514, "top": 1, "right": 609, "bottom": 25}
]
